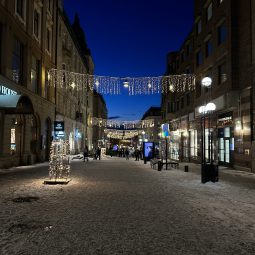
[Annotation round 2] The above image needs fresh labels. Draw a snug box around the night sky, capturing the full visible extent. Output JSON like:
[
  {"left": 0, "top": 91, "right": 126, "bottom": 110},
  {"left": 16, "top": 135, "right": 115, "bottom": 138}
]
[{"left": 64, "top": 0, "right": 194, "bottom": 120}]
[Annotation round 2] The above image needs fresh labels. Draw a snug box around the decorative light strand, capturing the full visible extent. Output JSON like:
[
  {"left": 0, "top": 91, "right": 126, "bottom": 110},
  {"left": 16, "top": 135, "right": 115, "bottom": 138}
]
[
  {"left": 105, "top": 129, "right": 140, "bottom": 139},
  {"left": 90, "top": 117, "right": 155, "bottom": 129},
  {"left": 48, "top": 140, "right": 71, "bottom": 180},
  {"left": 48, "top": 69, "right": 196, "bottom": 96}
]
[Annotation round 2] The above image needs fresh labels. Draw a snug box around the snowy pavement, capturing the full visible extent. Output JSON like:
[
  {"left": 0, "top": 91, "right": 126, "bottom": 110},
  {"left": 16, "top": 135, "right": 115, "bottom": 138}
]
[{"left": 1, "top": 157, "right": 255, "bottom": 254}]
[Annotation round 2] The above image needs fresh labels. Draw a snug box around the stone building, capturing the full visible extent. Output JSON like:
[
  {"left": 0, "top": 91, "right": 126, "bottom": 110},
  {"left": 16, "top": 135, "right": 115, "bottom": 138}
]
[
  {"left": 55, "top": 8, "right": 94, "bottom": 154},
  {"left": 162, "top": 0, "right": 255, "bottom": 171},
  {"left": 0, "top": 0, "right": 95, "bottom": 168},
  {"left": 0, "top": 0, "right": 57, "bottom": 168},
  {"left": 141, "top": 106, "right": 161, "bottom": 146},
  {"left": 92, "top": 90, "right": 108, "bottom": 149}
]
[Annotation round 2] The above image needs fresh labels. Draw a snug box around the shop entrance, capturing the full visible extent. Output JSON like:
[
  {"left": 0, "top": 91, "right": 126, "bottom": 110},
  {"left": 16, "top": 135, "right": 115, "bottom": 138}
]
[{"left": 218, "top": 127, "right": 233, "bottom": 166}]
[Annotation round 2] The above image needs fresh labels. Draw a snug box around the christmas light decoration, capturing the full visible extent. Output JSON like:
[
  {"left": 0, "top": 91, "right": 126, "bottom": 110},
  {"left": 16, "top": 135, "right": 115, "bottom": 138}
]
[
  {"left": 90, "top": 117, "right": 156, "bottom": 129},
  {"left": 44, "top": 140, "right": 71, "bottom": 184},
  {"left": 105, "top": 129, "right": 140, "bottom": 139},
  {"left": 48, "top": 69, "right": 196, "bottom": 95}
]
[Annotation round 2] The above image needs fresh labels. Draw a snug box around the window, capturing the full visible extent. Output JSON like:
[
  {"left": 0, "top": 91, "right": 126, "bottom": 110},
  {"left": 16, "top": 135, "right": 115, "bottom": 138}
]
[
  {"left": 15, "top": 0, "right": 26, "bottom": 22},
  {"left": 12, "top": 38, "right": 23, "bottom": 84},
  {"left": 218, "top": 22, "right": 227, "bottom": 45},
  {"left": 31, "top": 55, "right": 40, "bottom": 94},
  {"left": 186, "top": 67, "right": 191, "bottom": 74},
  {"left": 197, "top": 19, "right": 202, "bottom": 34},
  {"left": 205, "top": 38, "right": 213, "bottom": 57},
  {"left": 48, "top": 0, "right": 53, "bottom": 14},
  {"left": 33, "top": 9, "right": 40, "bottom": 39},
  {"left": 181, "top": 97, "right": 184, "bottom": 109},
  {"left": 181, "top": 52, "right": 184, "bottom": 63},
  {"left": 196, "top": 50, "right": 202, "bottom": 66},
  {"left": 176, "top": 100, "right": 180, "bottom": 111},
  {"left": 167, "top": 102, "right": 171, "bottom": 113},
  {"left": 46, "top": 27, "right": 52, "bottom": 53},
  {"left": 196, "top": 81, "right": 201, "bottom": 98},
  {"left": 186, "top": 93, "right": 191, "bottom": 106},
  {"left": 186, "top": 44, "right": 191, "bottom": 57},
  {"left": 45, "top": 69, "right": 50, "bottom": 100},
  {"left": 218, "top": 63, "right": 227, "bottom": 84},
  {"left": 206, "top": 3, "right": 213, "bottom": 22},
  {"left": 190, "top": 130, "right": 198, "bottom": 157}
]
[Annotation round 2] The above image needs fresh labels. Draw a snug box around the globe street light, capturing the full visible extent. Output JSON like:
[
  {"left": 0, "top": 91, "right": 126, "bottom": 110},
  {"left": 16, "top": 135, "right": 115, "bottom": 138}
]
[{"left": 200, "top": 77, "right": 218, "bottom": 183}]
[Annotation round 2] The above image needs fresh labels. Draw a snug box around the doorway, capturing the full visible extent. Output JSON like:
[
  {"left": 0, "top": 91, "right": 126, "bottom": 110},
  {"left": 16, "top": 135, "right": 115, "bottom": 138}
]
[{"left": 218, "top": 127, "right": 232, "bottom": 166}]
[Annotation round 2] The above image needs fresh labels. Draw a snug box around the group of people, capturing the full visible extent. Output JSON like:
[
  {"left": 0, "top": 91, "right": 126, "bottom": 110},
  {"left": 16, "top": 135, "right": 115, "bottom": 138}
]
[{"left": 83, "top": 146, "right": 101, "bottom": 162}]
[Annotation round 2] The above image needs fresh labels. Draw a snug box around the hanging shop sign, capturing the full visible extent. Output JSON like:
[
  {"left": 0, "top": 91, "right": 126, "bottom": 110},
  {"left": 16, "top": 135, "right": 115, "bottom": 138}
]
[
  {"left": 54, "top": 121, "right": 65, "bottom": 132},
  {"left": 161, "top": 123, "right": 169, "bottom": 137},
  {"left": 0, "top": 85, "right": 17, "bottom": 95},
  {"left": 217, "top": 114, "right": 233, "bottom": 127}
]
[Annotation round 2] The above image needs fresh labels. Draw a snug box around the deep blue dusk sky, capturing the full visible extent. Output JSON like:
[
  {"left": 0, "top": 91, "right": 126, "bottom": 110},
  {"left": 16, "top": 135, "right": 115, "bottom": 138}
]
[{"left": 64, "top": 0, "right": 194, "bottom": 120}]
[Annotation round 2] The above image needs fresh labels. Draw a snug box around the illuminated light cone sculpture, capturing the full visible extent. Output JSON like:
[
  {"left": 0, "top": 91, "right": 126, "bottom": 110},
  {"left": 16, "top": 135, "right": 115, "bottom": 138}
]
[{"left": 44, "top": 140, "right": 71, "bottom": 184}]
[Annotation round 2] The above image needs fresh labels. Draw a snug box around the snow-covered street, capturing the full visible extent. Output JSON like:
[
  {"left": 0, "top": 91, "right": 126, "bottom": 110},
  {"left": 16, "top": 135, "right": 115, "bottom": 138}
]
[{"left": 1, "top": 157, "right": 255, "bottom": 254}]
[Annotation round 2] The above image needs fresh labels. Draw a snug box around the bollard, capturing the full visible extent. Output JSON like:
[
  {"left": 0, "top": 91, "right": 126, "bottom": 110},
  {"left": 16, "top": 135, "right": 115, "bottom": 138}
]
[
  {"left": 184, "top": 165, "right": 189, "bottom": 172},
  {"left": 158, "top": 161, "right": 162, "bottom": 171}
]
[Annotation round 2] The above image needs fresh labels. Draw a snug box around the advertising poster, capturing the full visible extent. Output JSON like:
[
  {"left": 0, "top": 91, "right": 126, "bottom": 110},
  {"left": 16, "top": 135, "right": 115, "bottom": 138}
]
[{"left": 143, "top": 142, "right": 154, "bottom": 159}]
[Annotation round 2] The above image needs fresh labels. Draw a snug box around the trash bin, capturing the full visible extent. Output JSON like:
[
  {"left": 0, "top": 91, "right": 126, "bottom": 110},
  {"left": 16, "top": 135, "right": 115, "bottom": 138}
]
[
  {"left": 158, "top": 161, "right": 163, "bottom": 171},
  {"left": 201, "top": 163, "right": 219, "bottom": 183},
  {"left": 184, "top": 165, "right": 189, "bottom": 172}
]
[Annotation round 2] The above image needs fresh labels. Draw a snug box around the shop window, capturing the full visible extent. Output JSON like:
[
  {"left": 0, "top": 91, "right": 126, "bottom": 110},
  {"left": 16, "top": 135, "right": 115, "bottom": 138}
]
[
  {"left": 190, "top": 130, "right": 197, "bottom": 157},
  {"left": 10, "top": 124, "right": 16, "bottom": 155},
  {"left": 218, "top": 21, "right": 227, "bottom": 45},
  {"left": 12, "top": 37, "right": 24, "bottom": 85}
]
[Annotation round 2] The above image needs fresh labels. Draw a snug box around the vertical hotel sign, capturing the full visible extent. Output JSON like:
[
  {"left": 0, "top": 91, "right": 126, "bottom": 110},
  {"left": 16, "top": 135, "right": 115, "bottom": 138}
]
[{"left": 0, "top": 85, "right": 17, "bottom": 95}]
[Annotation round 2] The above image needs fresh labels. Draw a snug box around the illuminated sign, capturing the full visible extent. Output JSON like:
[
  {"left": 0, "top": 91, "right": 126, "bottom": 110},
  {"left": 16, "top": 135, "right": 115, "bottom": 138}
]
[
  {"left": 161, "top": 123, "right": 169, "bottom": 137},
  {"left": 54, "top": 121, "right": 64, "bottom": 132},
  {"left": 0, "top": 85, "right": 17, "bottom": 95},
  {"left": 143, "top": 142, "right": 154, "bottom": 159}
]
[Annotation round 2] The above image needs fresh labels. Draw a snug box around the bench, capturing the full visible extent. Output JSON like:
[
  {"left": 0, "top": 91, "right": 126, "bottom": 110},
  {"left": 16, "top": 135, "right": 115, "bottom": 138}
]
[{"left": 150, "top": 159, "right": 161, "bottom": 169}]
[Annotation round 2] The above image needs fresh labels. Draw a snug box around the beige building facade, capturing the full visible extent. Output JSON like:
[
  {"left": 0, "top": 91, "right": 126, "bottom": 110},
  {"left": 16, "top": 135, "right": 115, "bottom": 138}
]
[{"left": 0, "top": 0, "right": 57, "bottom": 168}]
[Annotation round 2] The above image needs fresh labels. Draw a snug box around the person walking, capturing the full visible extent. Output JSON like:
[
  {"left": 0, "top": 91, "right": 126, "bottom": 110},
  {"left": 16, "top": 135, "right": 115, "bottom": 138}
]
[
  {"left": 125, "top": 147, "right": 129, "bottom": 160},
  {"left": 97, "top": 147, "right": 101, "bottom": 160},
  {"left": 83, "top": 145, "right": 89, "bottom": 162},
  {"left": 135, "top": 148, "right": 140, "bottom": 161}
]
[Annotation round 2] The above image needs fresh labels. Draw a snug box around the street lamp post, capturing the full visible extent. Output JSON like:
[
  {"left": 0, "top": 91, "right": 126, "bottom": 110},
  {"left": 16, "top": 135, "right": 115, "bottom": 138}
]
[{"left": 200, "top": 77, "right": 218, "bottom": 183}]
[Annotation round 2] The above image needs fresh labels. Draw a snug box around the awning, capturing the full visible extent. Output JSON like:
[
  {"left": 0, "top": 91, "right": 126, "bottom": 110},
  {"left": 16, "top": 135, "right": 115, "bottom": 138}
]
[{"left": 0, "top": 95, "right": 34, "bottom": 114}]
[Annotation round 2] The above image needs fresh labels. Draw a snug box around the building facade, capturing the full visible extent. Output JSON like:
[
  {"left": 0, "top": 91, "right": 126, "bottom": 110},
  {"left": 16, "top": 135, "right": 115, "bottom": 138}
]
[
  {"left": 162, "top": 0, "right": 255, "bottom": 171},
  {"left": 92, "top": 90, "right": 108, "bottom": 149},
  {"left": 0, "top": 0, "right": 57, "bottom": 168},
  {"left": 56, "top": 8, "right": 94, "bottom": 154},
  {"left": 141, "top": 106, "right": 161, "bottom": 147},
  {"left": 0, "top": 0, "right": 95, "bottom": 168}
]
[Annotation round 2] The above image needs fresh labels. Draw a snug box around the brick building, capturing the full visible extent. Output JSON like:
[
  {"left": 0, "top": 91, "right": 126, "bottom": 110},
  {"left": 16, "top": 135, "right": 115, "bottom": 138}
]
[{"left": 162, "top": 0, "right": 255, "bottom": 171}]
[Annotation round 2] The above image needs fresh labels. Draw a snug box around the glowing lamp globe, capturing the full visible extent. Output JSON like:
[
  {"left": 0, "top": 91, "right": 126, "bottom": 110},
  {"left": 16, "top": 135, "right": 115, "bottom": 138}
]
[
  {"left": 199, "top": 105, "right": 206, "bottom": 113},
  {"left": 201, "top": 77, "right": 212, "bottom": 87},
  {"left": 205, "top": 102, "right": 216, "bottom": 111}
]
